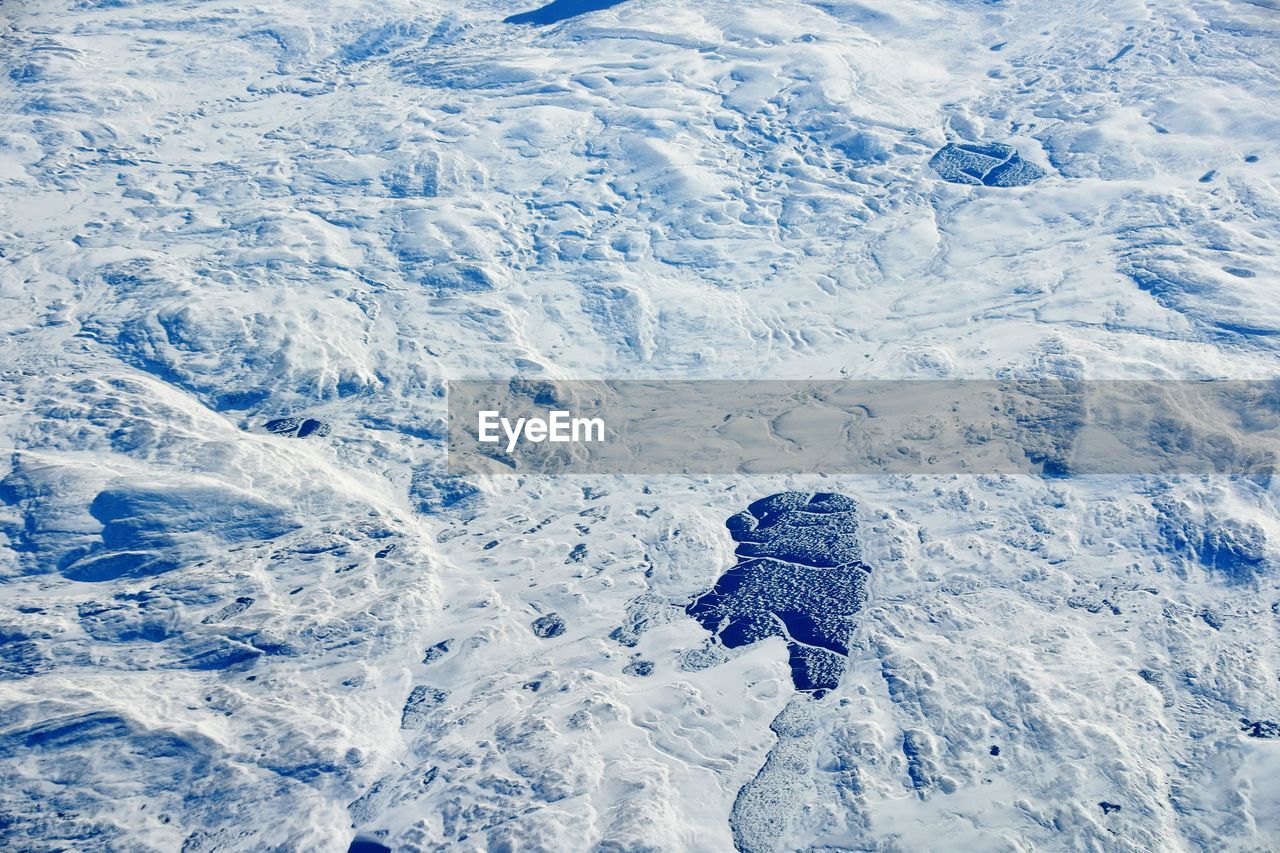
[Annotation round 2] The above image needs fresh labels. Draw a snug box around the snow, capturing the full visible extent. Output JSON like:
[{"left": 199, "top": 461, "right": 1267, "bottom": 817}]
[{"left": 2, "top": 0, "right": 1280, "bottom": 849}]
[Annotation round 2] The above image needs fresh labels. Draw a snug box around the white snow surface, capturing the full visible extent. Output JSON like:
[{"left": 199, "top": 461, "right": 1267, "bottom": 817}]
[{"left": 2, "top": 0, "right": 1280, "bottom": 850}]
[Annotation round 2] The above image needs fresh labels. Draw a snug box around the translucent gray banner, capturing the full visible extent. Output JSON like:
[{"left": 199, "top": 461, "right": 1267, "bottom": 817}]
[{"left": 446, "top": 380, "right": 1280, "bottom": 477}]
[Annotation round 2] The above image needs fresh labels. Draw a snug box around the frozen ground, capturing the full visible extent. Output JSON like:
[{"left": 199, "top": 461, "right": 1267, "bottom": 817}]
[{"left": 2, "top": 0, "right": 1280, "bottom": 849}]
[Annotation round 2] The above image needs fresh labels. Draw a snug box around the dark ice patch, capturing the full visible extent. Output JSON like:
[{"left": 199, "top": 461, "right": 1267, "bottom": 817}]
[
  {"left": 422, "top": 640, "right": 451, "bottom": 664},
  {"left": 400, "top": 686, "right": 448, "bottom": 729},
  {"left": 264, "top": 417, "right": 331, "bottom": 438},
  {"left": 930, "top": 142, "right": 1045, "bottom": 187},
  {"left": 504, "top": 0, "right": 627, "bottom": 25},
  {"left": 622, "top": 659, "right": 653, "bottom": 677},
  {"left": 1241, "top": 718, "right": 1280, "bottom": 739},
  {"left": 531, "top": 613, "right": 565, "bottom": 639},
  {"left": 686, "top": 492, "right": 869, "bottom": 695}
]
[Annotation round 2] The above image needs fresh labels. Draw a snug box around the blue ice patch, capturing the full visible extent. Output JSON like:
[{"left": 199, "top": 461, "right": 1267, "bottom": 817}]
[
  {"left": 930, "top": 142, "right": 1046, "bottom": 187},
  {"left": 687, "top": 492, "right": 869, "bottom": 695},
  {"left": 504, "top": 0, "right": 627, "bottom": 25}
]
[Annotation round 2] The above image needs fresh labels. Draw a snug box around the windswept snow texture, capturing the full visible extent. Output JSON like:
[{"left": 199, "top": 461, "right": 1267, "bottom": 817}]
[
  {"left": 3, "top": 0, "right": 1280, "bottom": 850},
  {"left": 687, "top": 493, "right": 868, "bottom": 695}
]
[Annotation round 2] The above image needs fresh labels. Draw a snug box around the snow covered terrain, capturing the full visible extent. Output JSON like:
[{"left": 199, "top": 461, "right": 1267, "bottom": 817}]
[{"left": 2, "top": 0, "right": 1280, "bottom": 849}]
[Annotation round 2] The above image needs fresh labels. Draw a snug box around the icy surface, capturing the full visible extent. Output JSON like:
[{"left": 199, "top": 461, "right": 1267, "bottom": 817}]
[
  {"left": 505, "top": 0, "right": 630, "bottom": 26},
  {"left": 2, "top": 0, "right": 1280, "bottom": 850},
  {"left": 687, "top": 492, "right": 869, "bottom": 694},
  {"left": 929, "top": 142, "right": 1047, "bottom": 187}
]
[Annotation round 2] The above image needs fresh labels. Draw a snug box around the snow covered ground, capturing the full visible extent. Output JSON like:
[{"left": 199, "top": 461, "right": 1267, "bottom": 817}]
[{"left": 2, "top": 0, "right": 1280, "bottom": 849}]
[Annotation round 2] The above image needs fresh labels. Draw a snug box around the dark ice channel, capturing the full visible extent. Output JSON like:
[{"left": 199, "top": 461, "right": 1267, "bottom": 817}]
[{"left": 505, "top": 0, "right": 628, "bottom": 25}]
